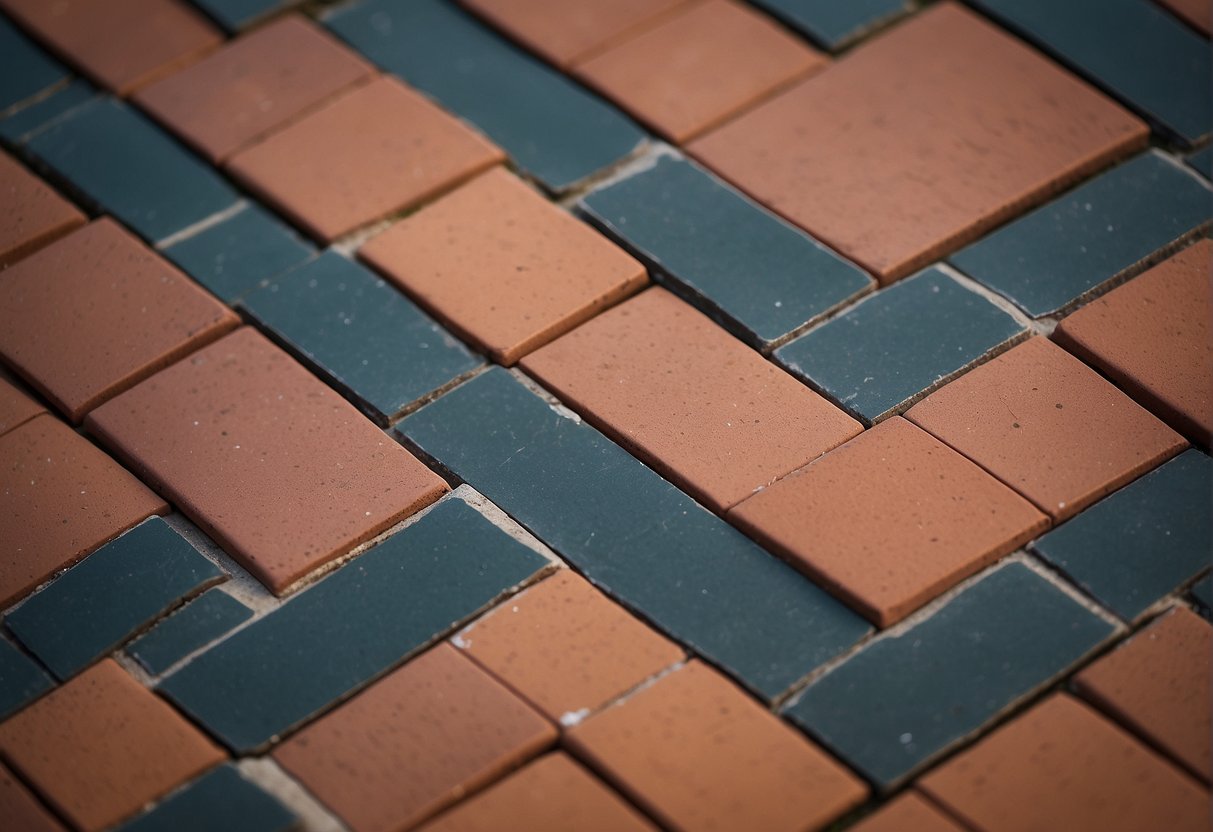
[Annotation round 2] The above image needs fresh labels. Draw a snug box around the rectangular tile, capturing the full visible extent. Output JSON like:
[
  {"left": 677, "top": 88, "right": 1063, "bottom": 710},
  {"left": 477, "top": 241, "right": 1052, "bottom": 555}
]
[
  {"left": 191, "top": 0, "right": 298, "bottom": 31},
  {"left": 752, "top": 0, "right": 912, "bottom": 49},
  {"left": 0, "top": 374, "right": 44, "bottom": 438},
  {"left": 398, "top": 367, "right": 872, "bottom": 699},
  {"left": 126, "top": 587, "right": 253, "bottom": 676},
  {"left": 0, "top": 149, "right": 85, "bottom": 267},
  {"left": 0, "top": 638, "right": 52, "bottom": 720},
  {"left": 116, "top": 764, "right": 296, "bottom": 832},
  {"left": 0, "top": 16, "right": 68, "bottom": 112},
  {"left": 0, "top": 79, "right": 96, "bottom": 146}
]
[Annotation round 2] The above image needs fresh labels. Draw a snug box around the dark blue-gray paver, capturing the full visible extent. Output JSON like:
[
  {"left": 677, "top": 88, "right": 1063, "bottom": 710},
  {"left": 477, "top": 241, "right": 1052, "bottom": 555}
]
[
  {"left": 158, "top": 497, "right": 549, "bottom": 753},
  {"left": 1030, "top": 449, "right": 1212, "bottom": 621},
  {"left": 774, "top": 268, "right": 1026, "bottom": 424},
  {"left": 0, "top": 80, "right": 97, "bottom": 147},
  {"left": 325, "top": 0, "right": 647, "bottom": 192},
  {"left": 398, "top": 368, "right": 872, "bottom": 700},
  {"left": 192, "top": 0, "right": 297, "bottom": 31},
  {"left": 24, "top": 97, "right": 240, "bottom": 242},
  {"left": 950, "top": 152, "right": 1212, "bottom": 317},
  {"left": 117, "top": 764, "right": 297, "bottom": 832},
  {"left": 1188, "top": 146, "right": 1212, "bottom": 180},
  {"left": 241, "top": 251, "right": 480, "bottom": 424},
  {"left": 127, "top": 588, "right": 254, "bottom": 676},
  {"left": 5, "top": 517, "right": 224, "bottom": 681},
  {"left": 969, "top": 0, "right": 1210, "bottom": 146},
  {"left": 578, "top": 154, "right": 873, "bottom": 348},
  {"left": 160, "top": 202, "right": 314, "bottom": 303},
  {"left": 0, "top": 638, "right": 52, "bottom": 720},
  {"left": 750, "top": 0, "right": 911, "bottom": 50},
  {"left": 0, "top": 17, "right": 67, "bottom": 114},
  {"left": 784, "top": 561, "right": 1114, "bottom": 790},
  {"left": 1190, "top": 574, "right": 1213, "bottom": 621}
]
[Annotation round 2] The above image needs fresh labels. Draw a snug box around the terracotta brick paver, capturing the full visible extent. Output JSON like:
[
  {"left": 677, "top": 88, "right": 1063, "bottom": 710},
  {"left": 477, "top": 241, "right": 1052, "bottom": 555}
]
[
  {"left": 0, "top": 373, "right": 44, "bottom": 437},
  {"left": 0, "top": 761, "right": 65, "bottom": 832},
  {"left": 848, "top": 793, "right": 966, "bottom": 832},
  {"left": 0, "top": 150, "right": 85, "bottom": 268}
]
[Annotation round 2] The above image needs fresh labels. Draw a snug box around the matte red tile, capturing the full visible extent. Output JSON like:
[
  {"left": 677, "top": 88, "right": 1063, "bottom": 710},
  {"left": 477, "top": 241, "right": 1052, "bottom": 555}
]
[
  {"left": 0, "top": 218, "right": 240, "bottom": 422},
  {"left": 227, "top": 75, "right": 503, "bottom": 242},
  {"left": 418, "top": 753, "right": 657, "bottom": 832},
  {"left": 84, "top": 327, "right": 448, "bottom": 595},
  {"left": 0, "top": 659, "right": 224, "bottom": 832},
  {"left": 456, "top": 569, "right": 683, "bottom": 724},
  {"left": 689, "top": 2, "right": 1147, "bottom": 282},
  {"left": 905, "top": 337, "right": 1187, "bottom": 522},
  {"left": 849, "top": 793, "right": 965, "bottom": 832},
  {"left": 0, "top": 0, "right": 222, "bottom": 95},
  {"left": 729, "top": 417, "right": 1048, "bottom": 626},
  {"left": 360, "top": 167, "right": 647, "bottom": 365},
  {"left": 0, "top": 150, "right": 85, "bottom": 268},
  {"left": 134, "top": 15, "right": 375, "bottom": 162},
  {"left": 565, "top": 661, "right": 868, "bottom": 832},
  {"left": 0, "top": 414, "right": 167, "bottom": 609},
  {"left": 0, "top": 761, "right": 64, "bottom": 832},
  {"left": 574, "top": 0, "right": 826, "bottom": 142},
  {"left": 274, "top": 644, "right": 556, "bottom": 832},
  {"left": 0, "top": 372, "right": 44, "bottom": 437},
  {"left": 1052, "top": 241, "right": 1213, "bottom": 447},
  {"left": 520, "top": 287, "right": 862, "bottom": 512},
  {"left": 1074, "top": 607, "right": 1211, "bottom": 783},
  {"left": 919, "top": 693, "right": 1209, "bottom": 832}
]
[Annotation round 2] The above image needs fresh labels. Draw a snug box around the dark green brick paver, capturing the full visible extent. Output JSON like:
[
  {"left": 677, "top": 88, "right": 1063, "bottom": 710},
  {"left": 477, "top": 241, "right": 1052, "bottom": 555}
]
[
  {"left": 0, "top": 638, "right": 52, "bottom": 720},
  {"left": 127, "top": 588, "right": 254, "bottom": 676},
  {"left": 6, "top": 518, "right": 224, "bottom": 680},
  {"left": 784, "top": 561, "right": 1114, "bottom": 789},
  {"left": 0, "top": 80, "right": 96, "bottom": 147},
  {"left": 1187, "top": 146, "right": 1212, "bottom": 180},
  {"left": 191, "top": 0, "right": 297, "bottom": 31},
  {"left": 158, "top": 496, "right": 550, "bottom": 753},
  {"left": 116, "top": 764, "right": 297, "bottom": 832},
  {"left": 0, "top": 17, "right": 67, "bottom": 113},
  {"left": 399, "top": 368, "right": 872, "bottom": 699},
  {"left": 1030, "top": 450, "right": 1212, "bottom": 621},
  {"left": 751, "top": 0, "right": 911, "bottom": 49},
  {"left": 578, "top": 154, "right": 873, "bottom": 348}
]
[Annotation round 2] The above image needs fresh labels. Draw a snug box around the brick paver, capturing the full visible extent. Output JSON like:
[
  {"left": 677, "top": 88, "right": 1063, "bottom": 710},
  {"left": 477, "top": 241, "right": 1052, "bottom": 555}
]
[{"left": 0, "top": 150, "right": 85, "bottom": 267}]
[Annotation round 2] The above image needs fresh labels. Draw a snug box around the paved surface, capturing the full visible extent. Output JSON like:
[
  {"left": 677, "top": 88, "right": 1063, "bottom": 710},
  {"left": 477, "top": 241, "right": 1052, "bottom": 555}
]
[{"left": 0, "top": 1, "right": 1210, "bottom": 830}]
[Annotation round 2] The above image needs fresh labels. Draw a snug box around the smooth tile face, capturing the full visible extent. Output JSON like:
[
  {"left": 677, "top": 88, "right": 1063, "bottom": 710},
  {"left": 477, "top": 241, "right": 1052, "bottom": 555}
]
[
  {"left": 228, "top": 75, "right": 502, "bottom": 242},
  {"left": 0, "top": 150, "right": 85, "bottom": 267},
  {"left": 0, "top": 760, "right": 65, "bottom": 832},
  {"left": 848, "top": 793, "right": 965, "bottom": 832},
  {"left": 0, "top": 80, "right": 97, "bottom": 146},
  {"left": 325, "top": 0, "right": 647, "bottom": 191},
  {"left": 578, "top": 154, "right": 873, "bottom": 347},
  {"left": 116, "top": 764, "right": 297, "bottom": 832},
  {"left": 0, "top": 374, "right": 45, "bottom": 437},
  {"left": 193, "top": 0, "right": 296, "bottom": 31},
  {"left": 1074, "top": 608, "right": 1211, "bottom": 783},
  {"left": 1029, "top": 450, "right": 1212, "bottom": 620},
  {"left": 160, "top": 202, "right": 315, "bottom": 303},
  {"left": 85, "top": 327, "right": 448, "bottom": 595},
  {"left": 134, "top": 15, "right": 374, "bottom": 162},
  {"left": 0, "top": 415, "right": 167, "bottom": 609},
  {"left": 127, "top": 588, "right": 253, "bottom": 676},
  {"left": 274, "top": 644, "right": 556, "bottom": 832},
  {"left": 158, "top": 497, "right": 550, "bottom": 753},
  {"left": 970, "top": 0, "right": 1211, "bottom": 146},
  {"left": 455, "top": 570, "right": 683, "bottom": 723},
  {"left": 6, "top": 518, "right": 222, "bottom": 680},
  {"left": 784, "top": 562, "right": 1115, "bottom": 788},
  {"left": 752, "top": 0, "right": 911, "bottom": 49},
  {"left": 1052, "top": 241, "right": 1212, "bottom": 447},
  {"left": 0, "top": 219, "right": 240, "bottom": 422},
  {"left": 907, "top": 337, "right": 1186, "bottom": 521},
  {"left": 689, "top": 3, "right": 1146, "bottom": 282},
  {"left": 0, "top": 0, "right": 222, "bottom": 94},
  {"left": 521, "top": 288, "right": 861, "bottom": 512},
  {"left": 418, "top": 753, "right": 656, "bottom": 832},
  {"left": 241, "top": 251, "right": 481, "bottom": 424},
  {"left": 567, "top": 661, "right": 868, "bottom": 832},
  {"left": 575, "top": 0, "right": 825, "bottom": 143},
  {"left": 919, "top": 694, "right": 1209, "bottom": 832},
  {"left": 950, "top": 152, "right": 1212, "bottom": 317},
  {"left": 25, "top": 98, "right": 240, "bottom": 242},
  {"left": 361, "top": 167, "right": 647, "bottom": 366},
  {"left": 0, "top": 17, "right": 67, "bottom": 111},
  {"left": 0, "top": 639, "right": 52, "bottom": 720},
  {"left": 0, "top": 659, "right": 225, "bottom": 832},
  {"left": 775, "top": 268, "right": 1026, "bottom": 424},
  {"left": 730, "top": 418, "right": 1049, "bottom": 626},
  {"left": 399, "top": 368, "right": 873, "bottom": 699}
]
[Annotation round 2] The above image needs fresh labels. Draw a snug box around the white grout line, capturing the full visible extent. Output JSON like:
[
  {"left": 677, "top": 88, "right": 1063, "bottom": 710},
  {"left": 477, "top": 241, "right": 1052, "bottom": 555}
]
[{"left": 155, "top": 200, "right": 248, "bottom": 249}]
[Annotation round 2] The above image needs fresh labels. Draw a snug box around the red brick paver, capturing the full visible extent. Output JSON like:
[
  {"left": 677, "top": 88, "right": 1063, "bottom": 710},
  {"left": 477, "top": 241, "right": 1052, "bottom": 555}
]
[
  {"left": 0, "top": 761, "right": 65, "bottom": 832},
  {"left": 0, "top": 151, "right": 85, "bottom": 268},
  {"left": 848, "top": 793, "right": 966, "bottom": 832},
  {"left": 0, "top": 373, "right": 45, "bottom": 437}
]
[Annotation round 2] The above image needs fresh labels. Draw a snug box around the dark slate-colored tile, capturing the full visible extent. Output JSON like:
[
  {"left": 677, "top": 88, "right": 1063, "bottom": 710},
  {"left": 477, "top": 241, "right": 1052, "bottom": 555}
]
[
  {"left": 1188, "top": 146, "right": 1212, "bottom": 180},
  {"left": 5, "top": 517, "right": 224, "bottom": 680},
  {"left": 0, "top": 79, "right": 96, "bottom": 147},
  {"left": 1190, "top": 573, "right": 1212, "bottom": 620},
  {"left": 127, "top": 589, "right": 254, "bottom": 676},
  {"left": 324, "top": 0, "right": 647, "bottom": 192},
  {"left": 398, "top": 368, "right": 873, "bottom": 700},
  {"left": 192, "top": 0, "right": 297, "bottom": 31},
  {"left": 774, "top": 268, "right": 1026, "bottom": 424},
  {"left": 158, "top": 496, "right": 550, "bottom": 753},
  {"left": 950, "top": 152, "right": 1211, "bottom": 317},
  {"left": 160, "top": 202, "right": 314, "bottom": 303},
  {"left": 116, "top": 764, "right": 297, "bottom": 832},
  {"left": 1030, "top": 449, "right": 1212, "bottom": 620},
  {"left": 24, "top": 97, "right": 240, "bottom": 243},
  {"left": 241, "top": 251, "right": 481, "bottom": 424},
  {"left": 751, "top": 0, "right": 912, "bottom": 50},
  {"left": 0, "top": 17, "right": 67, "bottom": 113},
  {"left": 784, "top": 561, "right": 1114, "bottom": 789},
  {"left": 577, "top": 154, "right": 873, "bottom": 348},
  {"left": 0, "top": 638, "right": 52, "bottom": 720},
  {"left": 969, "top": 0, "right": 1211, "bottom": 146}
]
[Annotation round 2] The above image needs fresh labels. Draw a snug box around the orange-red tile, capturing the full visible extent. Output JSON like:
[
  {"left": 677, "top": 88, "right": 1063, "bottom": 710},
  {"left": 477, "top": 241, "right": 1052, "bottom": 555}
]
[
  {"left": 849, "top": 793, "right": 966, "bottom": 832},
  {"left": 0, "top": 761, "right": 64, "bottom": 832},
  {"left": 0, "top": 372, "right": 44, "bottom": 437},
  {"left": 689, "top": 2, "right": 1146, "bottom": 282},
  {"left": 0, "top": 150, "right": 85, "bottom": 268}
]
